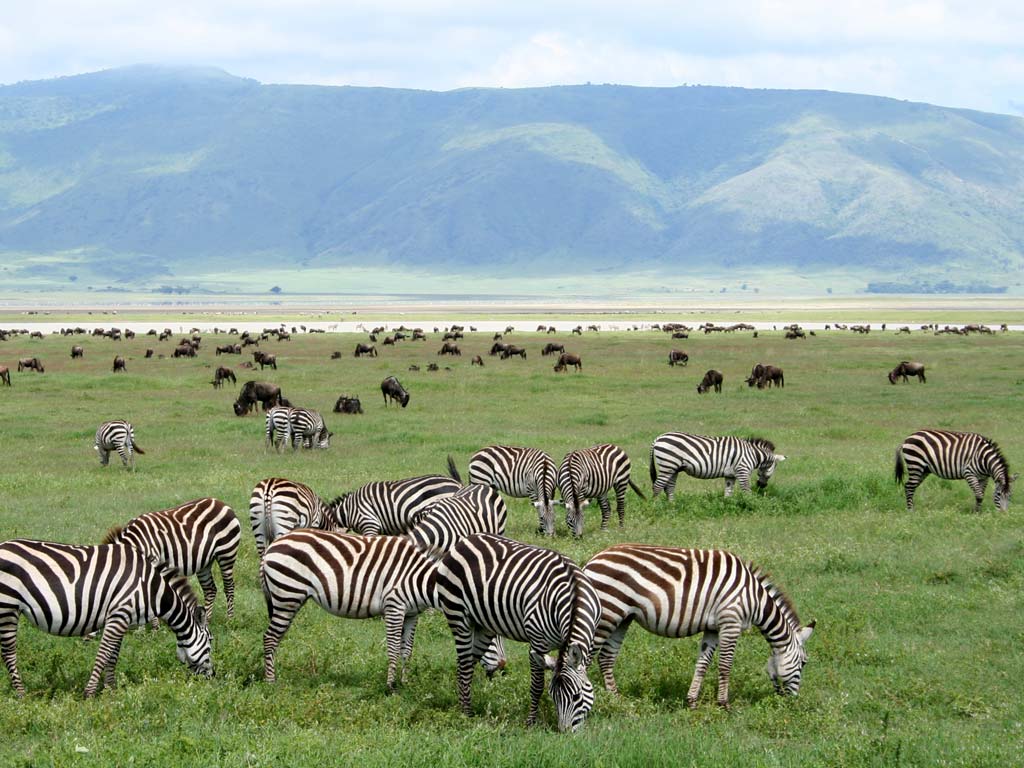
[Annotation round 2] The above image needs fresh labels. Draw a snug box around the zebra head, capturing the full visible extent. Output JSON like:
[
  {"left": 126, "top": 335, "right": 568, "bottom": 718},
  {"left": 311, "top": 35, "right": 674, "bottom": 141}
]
[
  {"left": 534, "top": 500, "right": 559, "bottom": 537},
  {"left": 563, "top": 498, "right": 589, "bottom": 539},
  {"left": 326, "top": 494, "right": 352, "bottom": 530},
  {"left": 756, "top": 454, "right": 786, "bottom": 489},
  {"left": 315, "top": 428, "right": 333, "bottom": 449},
  {"left": 765, "top": 621, "right": 814, "bottom": 695},
  {"left": 994, "top": 473, "right": 1017, "bottom": 512},
  {"left": 549, "top": 643, "right": 594, "bottom": 733},
  {"left": 166, "top": 573, "right": 214, "bottom": 678}
]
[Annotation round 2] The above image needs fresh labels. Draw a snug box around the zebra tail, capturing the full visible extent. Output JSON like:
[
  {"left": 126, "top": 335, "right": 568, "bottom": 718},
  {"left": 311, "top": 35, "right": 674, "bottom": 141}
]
[
  {"left": 447, "top": 454, "right": 462, "bottom": 484},
  {"left": 629, "top": 478, "right": 647, "bottom": 501},
  {"left": 648, "top": 448, "right": 656, "bottom": 484},
  {"left": 894, "top": 448, "right": 905, "bottom": 485},
  {"left": 132, "top": 440, "right": 145, "bottom": 455}
]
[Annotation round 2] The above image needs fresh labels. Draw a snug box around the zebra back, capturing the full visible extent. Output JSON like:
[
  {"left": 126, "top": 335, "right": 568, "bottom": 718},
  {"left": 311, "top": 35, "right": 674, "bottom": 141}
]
[
  {"left": 334, "top": 474, "right": 461, "bottom": 535},
  {"left": 469, "top": 445, "right": 558, "bottom": 536},
  {"left": 407, "top": 485, "right": 508, "bottom": 560},
  {"left": 265, "top": 406, "right": 293, "bottom": 450},
  {"left": 288, "top": 407, "right": 331, "bottom": 449},
  {"left": 249, "top": 478, "right": 334, "bottom": 556}
]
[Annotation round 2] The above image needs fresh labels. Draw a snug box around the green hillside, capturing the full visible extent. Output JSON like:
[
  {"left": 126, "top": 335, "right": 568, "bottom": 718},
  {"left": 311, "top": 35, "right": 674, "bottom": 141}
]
[{"left": 1, "top": 65, "right": 1023, "bottom": 295}]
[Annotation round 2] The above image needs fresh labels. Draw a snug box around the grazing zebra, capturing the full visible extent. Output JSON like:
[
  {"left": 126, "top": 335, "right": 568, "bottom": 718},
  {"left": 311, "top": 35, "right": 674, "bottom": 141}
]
[
  {"left": 464, "top": 446, "right": 558, "bottom": 535},
  {"left": 101, "top": 497, "right": 241, "bottom": 622},
  {"left": 435, "top": 533, "right": 600, "bottom": 732},
  {"left": 407, "top": 484, "right": 508, "bottom": 561},
  {"left": 584, "top": 545, "right": 813, "bottom": 708},
  {"left": 248, "top": 478, "right": 342, "bottom": 557},
  {"left": 94, "top": 420, "right": 145, "bottom": 471},
  {"left": 264, "top": 406, "right": 293, "bottom": 451},
  {"left": 332, "top": 474, "right": 461, "bottom": 536},
  {"left": 287, "top": 407, "right": 331, "bottom": 450},
  {"left": 895, "top": 429, "right": 1016, "bottom": 512},
  {"left": 558, "top": 444, "right": 646, "bottom": 538},
  {"left": 0, "top": 539, "right": 212, "bottom": 698},
  {"left": 649, "top": 432, "right": 786, "bottom": 499}
]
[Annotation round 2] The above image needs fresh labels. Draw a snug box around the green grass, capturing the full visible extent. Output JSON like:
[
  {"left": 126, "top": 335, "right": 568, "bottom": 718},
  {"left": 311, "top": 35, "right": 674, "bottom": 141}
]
[{"left": 0, "top": 327, "right": 1022, "bottom": 767}]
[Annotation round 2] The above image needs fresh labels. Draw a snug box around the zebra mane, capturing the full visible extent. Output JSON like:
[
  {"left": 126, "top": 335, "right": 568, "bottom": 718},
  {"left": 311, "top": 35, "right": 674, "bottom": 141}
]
[
  {"left": 746, "top": 436, "right": 776, "bottom": 453},
  {"left": 100, "top": 524, "right": 125, "bottom": 545},
  {"left": 985, "top": 438, "right": 1012, "bottom": 482},
  {"left": 554, "top": 559, "right": 584, "bottom": 674},
  {"left": 163, "top": 569, "right": 201, "bottom": 609},
  {"left": 750, "top": 563, "right": 800, "bottom": 629}
]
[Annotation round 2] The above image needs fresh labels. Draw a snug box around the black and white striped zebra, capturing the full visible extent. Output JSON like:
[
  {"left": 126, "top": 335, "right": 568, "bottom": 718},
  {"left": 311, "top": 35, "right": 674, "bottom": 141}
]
[
  {"left": 649, "top": 432, "right": 786, "bottom": 499},
  {"left": 249, "top": 477, "right": 341, "bottom": 557},
  {"left": 0, "top": 538, "right": 212, "bottom": 698},
  {"left": 94, "top": 420, "right": 145, "bottom": 471},
  {"left": 465, "top": 446, "right": 559, "bottom": 536},
  {"left": 287, "top": 407, "right": 332, "bottom": 450},
  {"left": 558, "top": 443, "right": 646, "bottom": 538},
  {"left": 332, "top": 474, "right": 461, "bottom": 536},
  {"left": 584, "top": 544, "right": 814, "bottom": 708},
  {"left": 435, "top": 532, "right": 600, "bottom": 732},
  {"left": 895, "top": 429, "right": 1017, "bottom": 512},
  {"left": 101, "top": 497, "right": 241, "bottom": 622},
  {"left": 264, "top": 406, "right": 293, "bottom": 451},
  {"left": 407, "top": 485, "right": 508, "bottom": 561}
]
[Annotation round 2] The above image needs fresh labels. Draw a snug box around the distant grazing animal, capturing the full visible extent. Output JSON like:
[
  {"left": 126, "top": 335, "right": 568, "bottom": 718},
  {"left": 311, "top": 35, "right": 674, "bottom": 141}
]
[
  {"left": 650, "top": 433, "right": 785, "bottom": 499},
  {"left": 264, "top": 406, "right": 294, "bottom": 451},
  {"left": 144, "top": 349, "right": 154, "bottom": 359},
  {"left": 489, "top": 342, "right": 509, "bottom": 356},
  {"left": 331, "top": 474, "right": 461, "bottom": 536},
  {"left": 330, "top": 351, "right": 342, "bottom": 359},
  {"left": 333, "top": 395, "right": 363, "bottom": 414},
  {"left": 553, "top": 353, "right": 582, "bottom": 372},
  {"left": 29, "top": 331, "right": 43, "bottom": 340},
  {"left": 215, "top": 344, "right": 241, "bottom": 355},
  {"left": 896, "top": 327, "right": 911, "bottom": 335},
  {"left": 747, "top": 364, "right": 784, "bottom": 389},
  {"left": 408, "top": 365, "right": 420, "bottom": 372},
  {"left": 173, "top": 344, "right": 195, "bottom": 358},
  {"left": 888, "top": 361, "right": 926, "bottom": 384},
  {"left": 500, "top": 345, "right": 527, "bottom": 360},
  {"left": 71, "top": 346, "right": 84, "bottom": 359},
  {"left": 696, "top": 369, "right": 723, "bottom": 394},
  {"left": 493, "top": 333, "right": 503, "bottom": 341},
  {"left": 785, "top": 329, "right": 805, "bottom": 340},
  {"left": 233, "top": 381, "right": 282, "bottom": 416},
  {"left": 211, "top": 367, "right": 236, "bottom": 389},
  {"left": 443, "top": 331, "right": 463, "bottom": 341},
  {"left": 17, "top": 357, "right": 44, "bottom": 373},
  {"left": 427, "top": 363, "right": 440, "bottom": 372},
  {"left": 572, "top": 326, "right": 583, "bottom": 335},
  {"left": 94, "top": 420, "right": 145, "bottom": 471},
  {"left": 287, "top": 407, "right": 332, "bottom": 450},
  {"left": 383, "top": 336, "right": 396, "bottom": 346},
  {"left": 438, "top": 342, "right": 462, "bottom": 356},
  {"left": 248, "top": 477, "right": 342, "bottom": 557},
  {"left": 542, "top": 342, "right": 564, "bottom": 356},
  {"left": 0, "top": 366, "right": 10, "bottom": 387},
  {"left": 253, "top": 351, "right": 277, "bottom": 370},
  {"left": 547, "top": 326, "right": 557, "bottom": 334},
  {"left": 354, "top": 343, "right": 377, "bottom": 357},
  {"left": 112, "top": 356, "right": 126, "bottom": 373},
  {"left": 558, "top": 444, "right": 646, "bottom": 537},
  {"left": 466, "top": 446, "right": 558, "bottom": 536},
  {"left": 895, "top": 429, "right": 1016, "bottom": 512},
  {"left": 585, "top": 544, "right": 814, "bottom": 708},
  {"left": 381, "top": 376, "right": 410, "bottom": 408},
  {"left": 0, "top": 538, "right": 212, "bottom": 698},
  {"left": 100, "top": 497, "right": 240, "bottom": 622},
  {"left": 668, "top": 350, "right": 688, "bottom": 367},
  {"left": 471, "top": 355, "right": 484, "bottom": 366},
  {"left": 672, "top": 331, "right": 689, "bottom": 339}
]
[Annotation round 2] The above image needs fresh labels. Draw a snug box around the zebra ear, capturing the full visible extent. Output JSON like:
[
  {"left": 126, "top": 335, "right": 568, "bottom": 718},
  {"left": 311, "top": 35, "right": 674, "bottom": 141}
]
[
  {"left": 775, "top": 454, "right": 787, "bottom": 462},
  {"left": 565, "top": 644, "right": 586, "bottom": 668},
  {"left": 798, "top": 620, "right": 815, "bottom": 643},
  {"left": 194, "top": 604, "right": 207, "bottom": 628}
]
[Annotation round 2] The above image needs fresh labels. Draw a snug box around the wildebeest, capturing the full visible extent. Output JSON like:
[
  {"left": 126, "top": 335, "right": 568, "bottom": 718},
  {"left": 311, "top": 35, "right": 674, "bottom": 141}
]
[
  {"left": 553, "top": 353, "right": 582, "bottom": 372},
  {"left": 747, "top": 364, "right": 784, "bottom": 389},
  {"left": 785, "top": 329, "right": 806, "bottom": 340},
  {"left": 381, "top": 376, "right": 410, "bottom": 408},
  {"left": 471, "top": 355, "right": 484, "bottom": 366},
  {"left": 572, "top": 326, "right": 583, "bottom": 335},
  {"left": 144, "top": 349, "right": 154, "bottom": 359},
  {"left": 112, "top": 356, "right": 126, "bottom": 373},
  {"left": 330, "top": 351, "right": 342, "bottom": 359},
  {"left": 216, "top": 344, "right": 241, "bottom": 355},
  {"left": 489, "top": 342, "right": 509, "bottom": 357},
  {"left": 671, "top": 331, "right": 689, "bottom": 339},
  {"left": 501, "top": 345, "right": 527, "bottom": 360},
  {"left": 696, "top": 369, "right": 723, "bottom": 394},
  {"left": 233, "top": 381, "right": 283, "bottom": 416},
  {"left": 70, "top": 345, "right": 84, "bottom": 359},
  {"left": 668, "top": 350, "right": 688, "bottom": 367},
  {"left": 541, "top": 342, "right": 564, "bottom": 356},
  {"left": 17, "top": 357, "right": 44, "bottom": 373},
  {"left": 173, "top": 344, "right": 195, "bottom": 358},
  {"left": 427, "top": 363, "right": 440, "bottom": 372},
  {"left": 211, "top": 367, "right": 236, "bottom": 389},
  {"left": 438, "top": 342, "right": 462, "bottom": 356},
  {"left": 443, "top": 331, "right": 463, "bottom": 342},
  {"left": 253, "top": 351, "right": 277, "bottom": 370},
  {"left": 0, "top": 366, "right": 9, "bottom": 386},
  {"left": 354, "top": 343, "right": 377, "bottom": 358},
  {"left": 29, "top": 331, "right": 43, "bottom": 340},
  {"left": 382, "top": 336, "right": 396, "bottom": 346},
  {"left": 333, "top": 395, "right": 363, "bottom": 414},
  {"left": 888, "top": 361, "right": 926, "bottom": 384},
  {"left": 408, "top": 365, "right": 420, "bottom": 371}
]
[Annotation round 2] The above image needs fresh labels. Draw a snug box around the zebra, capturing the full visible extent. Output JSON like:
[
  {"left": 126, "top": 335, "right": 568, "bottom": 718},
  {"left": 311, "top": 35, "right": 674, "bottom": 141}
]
[
  {"left": 332, "top": 474, "right": 461, "bottom": 536},
  {"left": 94, "top": 420, "right": 145, "bottom": 471},
  {"left": 407, "top": 484, "right": 508, "bottom": 561},
  {"left": 264, "top": 406, "right": 293, "bottom": 451},
  {"left": 0, "top": 538, "right": 212, "bottom": 698},
  {"left": 248, "top": 478, "right": 342, "bottom": 557},
  {"left": 558, "top": 443, "right": 646, "bottom": 538},
  {"left": 464, "top": 446, "right": 559, "bottom": 536},
  {"left": 583, "top": 544, "right": 814, "bottom": 709},
  {"left": 434, "top": 532, "right": 600, "bottom": 732},
  {"left": 649, "top": 432, "right": 786, "bottom": 500},
  {"left": 287, "top": 407, "right": 332, "bottom": 450},
  {"left": 895, "top": 429, "right": 1016, "bottom": 512},
  {"left": 101, "top": 497, "right": 241, "bottom": 622}
]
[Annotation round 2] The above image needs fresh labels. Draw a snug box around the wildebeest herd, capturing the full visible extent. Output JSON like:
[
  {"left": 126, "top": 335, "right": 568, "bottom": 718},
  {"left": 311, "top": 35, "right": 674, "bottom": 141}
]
[{"left": 0, "top": 319, "right": 1016, "bottom": 733}]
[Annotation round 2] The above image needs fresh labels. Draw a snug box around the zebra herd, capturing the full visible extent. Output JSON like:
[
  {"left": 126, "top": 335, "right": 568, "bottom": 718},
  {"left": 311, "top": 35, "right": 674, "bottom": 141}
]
[{"left": 2, "top": 422, "right": 1013, "bottom": 731}]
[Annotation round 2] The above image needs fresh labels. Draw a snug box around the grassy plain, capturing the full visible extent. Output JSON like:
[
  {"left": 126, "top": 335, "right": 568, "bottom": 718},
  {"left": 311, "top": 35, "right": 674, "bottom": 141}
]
[{"left": 0, "top": 325, "right": 1021, "bottom": 767}]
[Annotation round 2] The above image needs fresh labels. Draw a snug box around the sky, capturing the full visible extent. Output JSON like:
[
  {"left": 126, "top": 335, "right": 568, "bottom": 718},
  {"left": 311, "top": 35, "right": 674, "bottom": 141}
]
[{"left": 1, "top": 0, "right": 1022, "bottom": 116}]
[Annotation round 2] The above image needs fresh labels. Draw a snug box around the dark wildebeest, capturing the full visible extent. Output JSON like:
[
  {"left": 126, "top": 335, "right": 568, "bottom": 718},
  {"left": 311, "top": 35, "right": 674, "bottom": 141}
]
[
  {"left": 668, "top": 350, "right": 688, "bottom": 367},
  {"left": 748, "top": 364, "right": 784, "bottom": 389},
  {"left": 489, "top": 342, "right": 509, "bottom": 356},
  {"left": 333, "top": 395, "right": 363, "bottom": 414},
  {"left": 382, "top": 336, "right": 396, "bottom": 346},
  {"left": 233, "top": 381, "right": 282, "bottom": 416},
  {"left": 471, "top": 355, "right": 484, "bottom": 366},
  {"left": 500, "top": 345, "right": 527, "bottom": 360},
  {"left": 17, "top": 357, "right": 44, "bottom": 373},
  {"left": 746, "top": 364, "right": 765, "bottom": 387},
  {"left": 70, "top": 345, "right": 84, "bottom": 359},
  {"left": 427, "top": 363, "right": 440, "bottom": 372},
  {"left": 393, "top": 332, "right": 408, "bottom": 342},
  {"left": 442, "top": 331, "right": 463, "bottom": 342},
  {"left": 672, "top": 331, "right": 689, "bottom": 339},
  {"left": 253, "top": 351, "right": 277, "bottom": 370},
  {"left": 211, "top": 366, "right": 236, "bottom": 389},
  {"left": 29, "top": 331, "right": 43, "bottom": 340},
  {"left": 438, "top": 342, "right": 462, "bottom": 356},
  {"left": 144, "top": 349, "right": 154, "bottom": 359},
  {"left": 492, "top": 333, "right": 503, "bottom": 341},
  {"left": 354, "top": 343, "right": 377, "bottom": 358},
  {"left": 572, "top": 326, "right": 583, "bottom": 335},
  {"left": 408, "top": 365, "right": 420, "bottom": 371},
  {"left": 173, "top": 344, "right": 195, "bottom": 358},
  {"left": 542, "top": 342, "right": 564, "bottom": 356},
  {"left": 0, "top": 366, "right": 10, "bottom": 386},
  {"left": 888, "top": 361, "right": 926, "bottom": 384},
  {"left": 412, "top": 330, "right": 426, "bottom": 341},
  {"left": 330, "top": 351, "right": 342, "bottom": 359},
  {"left": 785, "top": 329, "right": 806, "bottom": 340},
  {"left": 112, "top": 356, "right": 126, "bottom": 373},
  {"left": 696, "top": 369, "right": 724, "bottom": 394},
  {"left": 553, "top": 353, "right": 582, "bottom": 372},
  {"left": 216, "top": 344, "right": 240, "bottom": 355},
  {"left": 381, "top": 376, "right": 410, "bottom": 408}
]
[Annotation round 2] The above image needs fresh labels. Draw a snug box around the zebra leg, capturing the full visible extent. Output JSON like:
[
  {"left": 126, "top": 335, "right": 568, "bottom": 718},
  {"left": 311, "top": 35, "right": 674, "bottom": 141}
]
[
  {"left": 0, "top": 611, "right": 25, "bottom": 697},
  {"left": 598, "top": 494, "right": 612, "bottom": 530},
  {"left": 736, "top": 470, "right": 752, "bottom": 493},
  {"left": 724, "top": 477, "right": 736, "bottom": 497},
  {"left": 103, "top": 631, "right": 127, "bottom": 690},
  {"left": 665, "top": 473, "right": 678, "bottom": 503},
  {"left": 197, "top": 566, "right": 217, "bottom": 621},
  {"left": 263, "top": 599, "right": 303, "bottom": 683},
  {"left": 714, "top": 619, "right": 743, "bottom": 709},
  {"left": 383, "top": 603, "right": 406, "bottom": 692},
  {"left": 98, "top": 448, "right": 110, "bottom": 467},
  {"left": 903, "top": 469, "right": 927, "bottom": 511},
  {"left": 686, "top": 630, "right": 718, "bottom": 708},
  {"left": 399, "top": 614, "right": 419, "bottom": 685},
  {"left": 85, "top": 612, "right": 131, "bottom": 698},
  {"left": 615, "top": 484, "right": 627, "bottom": 527},
  {"left": 966, "top": 475, "right": 987, "bottom": 512},
  {"left": 597, "top": 619, "right": 633, "bottom": 694},
  {"left": 218, "top": 553, "right": 237, "bottom": 620},
  {"left": 526, "top": 650, "right": 547, "bottom": 727}
]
